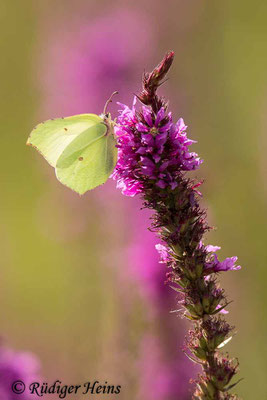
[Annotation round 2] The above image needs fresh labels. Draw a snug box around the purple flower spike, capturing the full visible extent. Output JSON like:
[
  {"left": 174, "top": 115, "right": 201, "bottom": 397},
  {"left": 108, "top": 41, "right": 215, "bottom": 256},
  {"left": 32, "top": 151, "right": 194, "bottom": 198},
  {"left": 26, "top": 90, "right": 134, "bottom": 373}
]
[
  {"left": 112, "top": 52, "right": 241, "bottom": 399},
  {"left": 155, "top": 243, "right": 170, "bottom": 263},
  {"left": 214, "top": 256, "right": 241, "bottom": 272},
  {"left": 205, "top": 245, "right": 241, "bottom": 273},
  {"left": 206, "top": 244, "right": 221, "bottom": 253},
  {"left": 113, "top": 99, "right": 202, "bottom": 196}
]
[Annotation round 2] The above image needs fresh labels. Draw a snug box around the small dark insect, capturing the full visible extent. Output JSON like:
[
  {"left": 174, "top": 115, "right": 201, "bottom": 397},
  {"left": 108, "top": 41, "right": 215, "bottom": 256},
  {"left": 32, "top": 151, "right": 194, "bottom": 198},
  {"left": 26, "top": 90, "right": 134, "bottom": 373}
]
[
  {"left": 64, "top": 128, "right": 68, "bottom": 131},
  {"left": 78, "top": 157, "right": 84, "bottom": 161}
]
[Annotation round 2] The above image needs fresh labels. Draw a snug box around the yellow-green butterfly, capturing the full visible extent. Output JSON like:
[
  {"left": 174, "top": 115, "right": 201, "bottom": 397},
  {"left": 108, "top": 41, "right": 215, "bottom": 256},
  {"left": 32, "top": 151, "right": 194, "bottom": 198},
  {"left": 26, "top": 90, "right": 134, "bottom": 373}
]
[{"left": 27, "top": 93, "right": 118, "bottom": 195}]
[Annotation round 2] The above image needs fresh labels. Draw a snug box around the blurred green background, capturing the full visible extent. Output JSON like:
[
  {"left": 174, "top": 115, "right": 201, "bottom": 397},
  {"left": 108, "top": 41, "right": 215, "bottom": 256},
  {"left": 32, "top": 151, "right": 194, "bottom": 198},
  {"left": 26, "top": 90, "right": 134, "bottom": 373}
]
[{"left": 0, "top": 1, "right": 266, "bottom": 399}]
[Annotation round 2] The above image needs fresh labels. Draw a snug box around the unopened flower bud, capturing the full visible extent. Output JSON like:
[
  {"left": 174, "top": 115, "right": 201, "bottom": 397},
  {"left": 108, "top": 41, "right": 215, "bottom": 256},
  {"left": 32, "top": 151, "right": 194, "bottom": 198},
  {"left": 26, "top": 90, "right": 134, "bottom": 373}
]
[
  {"left": 202, "top": 293, "right": 211, "bottom": 313},
  {"left": 193, "top": 346, "right": 207, "bottom": 361}
]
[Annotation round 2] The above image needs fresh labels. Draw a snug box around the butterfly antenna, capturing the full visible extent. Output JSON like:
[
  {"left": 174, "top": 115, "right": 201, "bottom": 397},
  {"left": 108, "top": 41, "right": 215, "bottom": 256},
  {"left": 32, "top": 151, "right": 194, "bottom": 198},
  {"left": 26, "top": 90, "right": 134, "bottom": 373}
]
[{"left": 103, "top": 91, "right": 119, "bottom": 114}]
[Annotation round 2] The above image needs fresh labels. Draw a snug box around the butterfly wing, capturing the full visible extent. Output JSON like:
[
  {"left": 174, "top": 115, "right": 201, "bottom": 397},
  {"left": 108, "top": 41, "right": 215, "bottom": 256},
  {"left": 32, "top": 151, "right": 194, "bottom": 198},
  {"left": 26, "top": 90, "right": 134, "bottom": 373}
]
[
  {"left": 27, "top": 114, "right": 103, "bottom": 167},
  {"left": 56, "top": 122, "right": 107, "bottom": 169},
  {"left": 56, "top": 131, "right": 117, "bottom": 195}
]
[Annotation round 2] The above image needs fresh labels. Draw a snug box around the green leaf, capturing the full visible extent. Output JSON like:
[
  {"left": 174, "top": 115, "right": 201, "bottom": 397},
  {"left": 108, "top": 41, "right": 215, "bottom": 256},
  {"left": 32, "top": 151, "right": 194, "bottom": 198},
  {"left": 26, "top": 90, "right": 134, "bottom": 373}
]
[{"left": 27, "top": 113, "right": 117, "bottom": 194}]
